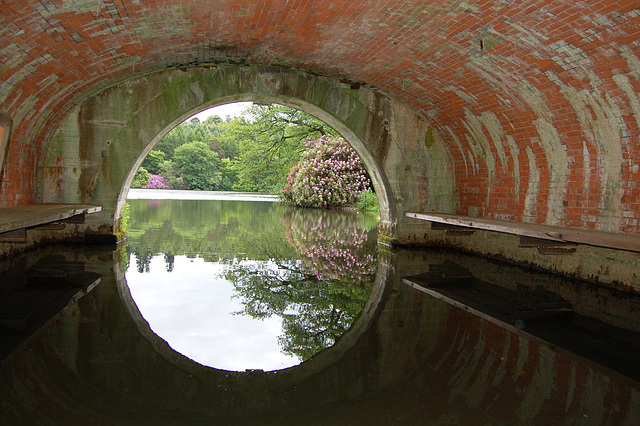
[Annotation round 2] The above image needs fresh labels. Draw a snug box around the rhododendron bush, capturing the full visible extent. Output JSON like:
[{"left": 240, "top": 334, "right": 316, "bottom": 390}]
[
  {"left": 281, "top": 136, "right": 371, "bottom": 208},
  {"left": 145, "top": 174, "right": 172, "bottom": 189}
]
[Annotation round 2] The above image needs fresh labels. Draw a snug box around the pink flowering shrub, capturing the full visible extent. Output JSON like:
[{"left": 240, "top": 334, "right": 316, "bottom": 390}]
[
  {"left": 145, "top": 174, "right": 172, "bottom": 189},
  {"left": 281, "top": 136, "right": 371, "bottom": 208}
]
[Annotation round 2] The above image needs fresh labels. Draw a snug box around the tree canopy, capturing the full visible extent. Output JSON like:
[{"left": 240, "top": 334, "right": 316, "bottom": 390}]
[
  {"left": 173, "top": 141, "right": 222, "bottom": 190},
  {"left": 132, "top": 103, "right": 376, "bottom": 211},
  {"left": 133, "top": 104, "right": 337, "bottom": 194}
]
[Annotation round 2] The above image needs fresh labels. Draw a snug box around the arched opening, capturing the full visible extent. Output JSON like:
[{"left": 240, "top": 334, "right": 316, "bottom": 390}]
[
  {"left": 119, "top": 101, "right": 386, "bottom": 370},
  {"left": 37, "top": 66, "right": 444, "bottom": 368},
  {"left": 115, "top": 96, "right": 395, "bottom": 236},
  {"left": 40, "top": 66, "right": 444, "bottom": 255}
]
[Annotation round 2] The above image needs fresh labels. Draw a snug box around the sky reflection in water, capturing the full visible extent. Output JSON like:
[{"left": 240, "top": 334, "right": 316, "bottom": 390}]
[{"left": 126, "top": 256, "right": 298, "bottom": 371}]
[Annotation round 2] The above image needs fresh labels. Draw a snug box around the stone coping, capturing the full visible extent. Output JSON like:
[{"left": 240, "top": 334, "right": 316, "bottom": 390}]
[
  {"left": 405, "top": 212, "right": 640, "bottom": 253},
  {"left": 0, "top": 204, "right": 102, "bottom": 234}
]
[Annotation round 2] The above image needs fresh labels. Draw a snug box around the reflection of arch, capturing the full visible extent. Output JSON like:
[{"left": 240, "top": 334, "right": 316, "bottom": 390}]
[
  {"left": 115, "top": 244, "right": 392, "bottom": 376},
  {"left": 115, "top": 95, "right": 396, "bottom": 233},
  {"left": 4, "top": 248, "right": 637, "bottom": 423}
]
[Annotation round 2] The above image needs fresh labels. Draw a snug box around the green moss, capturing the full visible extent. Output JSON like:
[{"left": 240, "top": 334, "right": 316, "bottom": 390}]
[
  {"left": 377, "top": 229, "right": 398, "bottom": 246},
  {"left": 114, "top": 202, "right": 130, "bottom": 242},
  {"left": 424, "top": 127, "right": 435, "bottom": 149},
  {"left": 481, "top": 36, "right": 500, "bottom": 51}
]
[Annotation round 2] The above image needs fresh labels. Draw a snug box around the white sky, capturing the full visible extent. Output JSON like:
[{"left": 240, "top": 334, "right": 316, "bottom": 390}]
[
  {"left": 189, "top": 102, "right": 252, "bottom": 122},
  {"left": 125, "top": 255, "right": 300, "bottom": 372}
]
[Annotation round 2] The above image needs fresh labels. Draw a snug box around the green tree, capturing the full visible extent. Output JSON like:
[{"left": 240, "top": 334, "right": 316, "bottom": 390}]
[
  {"left": 233, "top": 139, "right": 289, "bottom": 192},
  {"left": 228, "top": 104, "right": 339, "bottom": 193},
  {"left": 219, "top": 158, "right": 238, "bottom": 191},
  {"left": 241, "top": 104, "right": 337, "bottom": 143},
  {"left": 156, "top": 125, "right": 186, "bottom": 157},
  {"left": 141, "top": 150, "right": 166, "bottom": 175},
  {"left": 131, "top": 167, "right": 149, "bottom": 188},
  {"left": 156, "top": 160, "right": 183, "bottom": 189},
  {"left": 144, "top": 103, "right": 343, "bottom": 193},
  {"left": 173, "top": 142, "right": 222, "bottom": 190}
]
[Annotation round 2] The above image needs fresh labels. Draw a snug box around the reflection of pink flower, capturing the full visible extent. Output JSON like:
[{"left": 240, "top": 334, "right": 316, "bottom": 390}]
[{"left": 282, "top": 210, "right": 377, "bottom": 282}]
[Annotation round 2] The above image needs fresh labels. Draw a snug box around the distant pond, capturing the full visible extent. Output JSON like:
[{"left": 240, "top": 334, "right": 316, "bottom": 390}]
[{"left": 124, "top": 189, "right": 379, "bottom": 371}]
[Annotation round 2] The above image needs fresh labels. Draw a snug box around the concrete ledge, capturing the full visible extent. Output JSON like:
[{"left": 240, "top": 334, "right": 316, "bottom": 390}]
[
  {"left": 0, "top": 204, "right": 102, "bottom": 235},
  {"left": 405, "top": 212, "right": 640, "bottom": 253}
]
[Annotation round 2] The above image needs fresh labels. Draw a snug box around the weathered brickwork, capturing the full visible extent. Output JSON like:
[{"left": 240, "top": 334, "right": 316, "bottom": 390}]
[{"left": 1, "top": 0, "right": 639, "bottom": 237}]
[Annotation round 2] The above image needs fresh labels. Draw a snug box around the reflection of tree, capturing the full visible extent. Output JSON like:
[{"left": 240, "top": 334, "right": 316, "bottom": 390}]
[
  {"left": 131, "top": 250, "right": 175, "bottom": 273},
  {"left": 124, "top": 199, "right": 297, "bottom": 272},
  {"left": 223, "top": 208, "right": 378, "bottom": 361},
  {"left": 164, "top": 253, "right": 175, "bottom": 272},
  {"left": 222, "top": 259, "right": 373, "bottom": 361},
  {"left": 135, "top": 251, "right": 153, "bottom": 273},
  {"left": 125, "top": 198, "right": 379, "bottom": 362}
]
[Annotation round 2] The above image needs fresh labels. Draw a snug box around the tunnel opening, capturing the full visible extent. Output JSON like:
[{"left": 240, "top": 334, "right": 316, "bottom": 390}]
[
  {"left": 115, "top": 97, "right": 393, "bottom": 237},
  {"left": 127, "top": 101, "right": 380, "bottom": 210},
  {"left": 119, "top": 101, "right": 386, "bottom": 371}
]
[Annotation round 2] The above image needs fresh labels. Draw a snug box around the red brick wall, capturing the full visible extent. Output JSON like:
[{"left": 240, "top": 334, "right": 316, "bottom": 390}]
[{"left": 1, "top": 0, "right": 638, "bottom": 233}]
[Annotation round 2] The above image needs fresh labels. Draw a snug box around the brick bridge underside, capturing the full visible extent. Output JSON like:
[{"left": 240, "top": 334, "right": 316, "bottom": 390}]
[{"left": 1, "top": 0, "right": 639, "bottom": 289}]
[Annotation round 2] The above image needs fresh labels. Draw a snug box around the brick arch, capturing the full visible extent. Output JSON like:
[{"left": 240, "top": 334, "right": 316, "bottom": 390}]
[
  {"left": 41, "top": 66, "right": 454, "bottom": 243},
  {"left": 2, "top": 1, "right": 639, "bottom": 233},
  {"left": 2, "top": 1, "right": 639, "bottom": 285}
]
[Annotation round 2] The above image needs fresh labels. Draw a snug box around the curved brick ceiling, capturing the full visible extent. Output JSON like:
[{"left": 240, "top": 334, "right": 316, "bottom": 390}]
[{"left": 1, "top": 0, "right": 639, "bottom": 232}]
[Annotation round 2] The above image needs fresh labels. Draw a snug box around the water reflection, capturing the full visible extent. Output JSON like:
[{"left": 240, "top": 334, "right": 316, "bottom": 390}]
[
  {"left": 124, "top": 197, "right": 378, "bottom": 370},
  {"left": 1, "top": 244, "right": 640, "bottom": 423},
  {"left": 282, "top": 208, "right": 378, "bottom": 281},
  {"left": 126, "top": 255, "right": 300, "bottom": 371}
]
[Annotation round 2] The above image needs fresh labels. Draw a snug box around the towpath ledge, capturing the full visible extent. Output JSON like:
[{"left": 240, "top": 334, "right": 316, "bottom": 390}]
[
  {"left": 0, "top": 204, "right": 102, "bottom": 243},
  {"left": 405, "top": 212, "right": 640, "bottom": 254}
]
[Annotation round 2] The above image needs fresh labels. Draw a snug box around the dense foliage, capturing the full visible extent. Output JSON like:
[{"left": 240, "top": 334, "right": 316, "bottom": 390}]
[
  {"left": 132, "top": 103, "right": 377, "bottom": 211},
  {"left": 281, "top": 136, "right": 371, "bottom": 209},
  {"left": 173, "top": 141, "right": 222, "bottom": 190},
  {"left": 131, "top": 167, "right": 149, "bottom": 188},
  {"left": 221, "top": 207, "right": 378, "bottom": 360},
  {"left": 133, "top": 104, "right": 338, "bottom": 194},
  {"left": 357, "top": 189, "right": 380, "bottom": 213}
]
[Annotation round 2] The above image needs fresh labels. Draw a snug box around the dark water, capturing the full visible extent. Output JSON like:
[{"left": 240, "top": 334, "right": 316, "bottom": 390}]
[{"left": 1, "top": 193, "right": 640, "bottom": 424}]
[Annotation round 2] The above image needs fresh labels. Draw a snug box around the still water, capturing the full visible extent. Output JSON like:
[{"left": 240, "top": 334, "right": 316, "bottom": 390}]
[
  {"left": 1, "top": 190, "right": 640, "bottom": 424},
  {"left": 124, "top": 190, "right": 378, "bottom": 371}
]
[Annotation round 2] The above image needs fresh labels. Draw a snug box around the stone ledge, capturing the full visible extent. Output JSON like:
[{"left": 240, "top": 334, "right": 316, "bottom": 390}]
[
  {"left": 405, "top": 212, "right": 640, "bottom": 253},
  {"left": 0, "top": 204, "right": 102, "bottom": 236}
]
